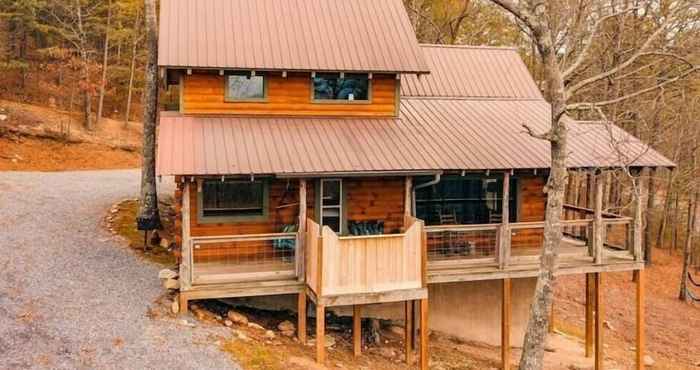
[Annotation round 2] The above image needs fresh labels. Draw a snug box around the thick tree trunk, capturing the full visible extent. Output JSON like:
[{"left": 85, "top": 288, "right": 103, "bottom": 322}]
[
  {"left": 96, "top": 0, "right": 111, "bottom": 125},
  {"left": 125, "top": 10, "right": 141, "bottom": 127},
  {"left": 81, "top": 54, "right": 93, "bottom": 131},
  {"left": 679, "top": 188, "right": 698, "bottom": 301},
  {"left": 137, "top": 0, "right": 162, "bottom": 232},
  {"left": 518, "top": 46, "right": 568, "bottom": 370}
]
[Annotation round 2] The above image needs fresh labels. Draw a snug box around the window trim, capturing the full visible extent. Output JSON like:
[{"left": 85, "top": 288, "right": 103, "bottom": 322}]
[
  {"left": 223, "top": 72, "right": 269, "bottom": 103},
  {"left": 196, "top": 178, "right": 270, "bottom": 224},
  {"left": 319, "top": 179, "right": 344, "bottom": 233},
  {"left": 310, "top": 73, "right": 372, "bottom": 105}
]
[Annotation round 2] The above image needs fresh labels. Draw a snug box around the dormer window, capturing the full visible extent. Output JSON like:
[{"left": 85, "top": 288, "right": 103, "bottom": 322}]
[
  {"left": 313, "top": 73, "right": 370, "bottom": 102},
  {"left": 225, "top": 72, "right": 267, "bottom": 101}
]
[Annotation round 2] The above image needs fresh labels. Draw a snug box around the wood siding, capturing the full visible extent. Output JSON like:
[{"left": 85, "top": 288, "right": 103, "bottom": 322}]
[
  {"left": 512, "top": 176, "right": 546, "bottom": 249},
  {"left": 344, "top": 177, "right": 407, "bottom": 234},
  {"left": 182, "top": 72, "right": 398, "bottom": 117}
]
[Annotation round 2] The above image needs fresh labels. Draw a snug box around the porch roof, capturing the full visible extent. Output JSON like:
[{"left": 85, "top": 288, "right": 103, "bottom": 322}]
[{"left": 156, "top": 99, "right": 674, "bottom": 177}]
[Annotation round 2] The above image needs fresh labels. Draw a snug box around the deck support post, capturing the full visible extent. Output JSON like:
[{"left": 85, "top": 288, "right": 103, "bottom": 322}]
[
  {"left": 298, "top": 179, "right": 307, "bottom": 280},
  {"left": 420, "top": 298, "right": 429, "bottom": 370},
  {"left": 298, "top": 290, "right": 307, "bottom": 344},
  {"left": 178, "top": 292, "right": 189, "bottom": 315},
  {"left": 405, "top": 300, "right": 414, "bottom": 364},
  {"left": 405, "top": 177, "right": 413, "bottom": 219},
  {"left": 593, "top": 175, "right": 605, "bottom": 264},
  {"left": 501, "top": 278, "right": 511, "bottom": 370},
  {"left": 316, "top": 304, "right": 326, "bottom": 364},
  {"left": 585, "top": 273, "right": 595, "bottom": 358},
  {"left": 595, "top": 272, "right": 604, "bottom": 370},
  {"left": 635, "top": 269, "right": 645, "bottom": 370},
  {"left": 499, "top": 171, "right": 511, "bottom": 269},
  {"left": 633, "top": 169, "right": 645, "bottom": 261},
  {"left": 353, "top": 305, "right": 362, "bottom": 357}
]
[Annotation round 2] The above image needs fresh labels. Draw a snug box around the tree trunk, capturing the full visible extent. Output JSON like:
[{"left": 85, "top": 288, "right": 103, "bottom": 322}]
[
  {"left": 137, "top": 0, "right": 162, "bottom": 232},
  {"left": 644, "top": 168, "right": 656, "bottom": 264},
  {"left": 656, "top": 169, "right": 674, "bottom": 251},
  {"left": 672, "top": 193, "right": 680, "bottom": 254},
  {"left": 96, "top": 0, "right": 112, "bottom": 125},
  {"left": 518, "top": 43, "right": 568, "bottom": 370},
  {"left": 124, "top": 10, "right": 141, "bottom": 127},
  {"left": 679, "top": 188, "right": 698, "bottom": 301},
  {"left": 81, "top": 53, "right": 93, "bottom": 130}
]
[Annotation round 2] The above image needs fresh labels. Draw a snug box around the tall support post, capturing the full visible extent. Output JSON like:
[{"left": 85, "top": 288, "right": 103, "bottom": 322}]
[
  {"left": 594, "top": 272, "right": 604, "bottom": 370},
  {"left": 405, "top": 300, "right": 414, "bottom": 364},
  {"left": 297, "top": 289, "right": 307, "bottom": 344},
  {"left": 499, "top": 171, "right": 511, "bottom": 269},
  {"left": 585, "top": 273, "right": 595, "bottom": 358},
  {"left": 420, "top": 299, "right": 429, "bottom": 370},
  {"left": 633, "top": 169, "right": 646, "bottom": 261},
  {"left": 297, "top": 179, "right": 307, "bottom": 280},
  {"left": 635, "top": 269, "right": 645, "bottom": 370},
  {"left": 593, "top": 174, "right": 605, "bottom": 264},
  {"left": 405, "top": 177, "right": 413, "bottom": 219},
  {"left": 501, "top": 278, "right": 512, "bottom": 370},
  {"left": 353, "top": 305, "right": 362, "bottom": 357},
  {"left": 316, "top": 304, "right": 326, "bottom": 364}
]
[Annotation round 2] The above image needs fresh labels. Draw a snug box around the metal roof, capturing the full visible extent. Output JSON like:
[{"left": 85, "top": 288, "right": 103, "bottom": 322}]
[
  {"left": 401, "top": 45, "right": 543, "bottom": 99},
  {"left": 156, "top": 99, "right": 674, "bottom": 176},
  {"left": 158, "top": 0, "right": 430, "bottom": 74}
]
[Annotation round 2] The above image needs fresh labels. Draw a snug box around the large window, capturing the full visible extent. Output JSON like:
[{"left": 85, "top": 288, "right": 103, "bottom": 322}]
[
  {"left": 313, "top": 73, "right": 369, "bottom": 102},
  {"left": 415, "top": 176, "right": 517, "bottom": 226},
  {"left": 320, "top": 179, "right": 343, "bottom": 232},
  {"left": 225, "top": 73, "right": 266, "bottom": 101},
  {"left": 200, "top": 179, "right": 267, "bottom": 220}
]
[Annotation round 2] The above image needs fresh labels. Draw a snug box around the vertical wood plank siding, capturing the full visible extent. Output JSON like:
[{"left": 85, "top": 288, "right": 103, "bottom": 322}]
[
  {"left": 511, "top": 176, "right": 546, "bottom": 249},
  {"left": 345, "top": 177, "right": 407, "bottom": 233},
  {"left": 182, "top": 72, "right": 398, "bottom": 117}
]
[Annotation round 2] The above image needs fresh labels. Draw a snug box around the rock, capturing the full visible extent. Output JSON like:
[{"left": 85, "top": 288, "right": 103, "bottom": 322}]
[
  {"left": 158, "top": 268, "right": 178, "bottom": 280},
  {"left": 644, "top": 355, "right": 654, "bottom": 367},
  {"left": 159, "top": 238, "right": 171, "bottom": 249},
  {"left": 171, "top": 300, "right": 180, "bottom": 314},
  {"left": 277, "top": 320, "right": 296, "bottom": 336},
  {"left": 223, "top": 320, "right": 233, "bottom": 327},
  {"left": 264, "top": 330, "right": 276, "bottom": 339},
  {"left": 247, "top": 322, "right": 265, "bottom": 331},
  {"left": 163, "top": 278, "right": 179, "bottom": 290},
  {"left": 545, "top": 345, "right": 556, "bottom": 353},
  {"left": 227, "top": 310, "right": 248, "bottom": 325},
  {"left": 233, "top": 330, "right": 250, "bottom": 341}
]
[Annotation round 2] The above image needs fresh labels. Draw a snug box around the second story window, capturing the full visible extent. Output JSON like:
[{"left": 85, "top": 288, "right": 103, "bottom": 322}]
[
  {"left": 313, "top": 73, "right": 369, "bottom": 102},
  {"left": 225, "top": 73, "right": 266, "bottom": 101}
]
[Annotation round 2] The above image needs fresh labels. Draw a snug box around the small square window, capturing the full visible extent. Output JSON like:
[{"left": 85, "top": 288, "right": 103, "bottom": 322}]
[
  {"left": 313, "top": 73, "right": 369, "bottom": 102},
  {"left": 225, "top": 74, "right": 266, "bottom": 101}
]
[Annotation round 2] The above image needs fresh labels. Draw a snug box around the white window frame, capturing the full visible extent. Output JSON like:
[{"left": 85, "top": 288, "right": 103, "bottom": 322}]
[{"left": 320, "top": 179, "right": 343, "bottom": 233}]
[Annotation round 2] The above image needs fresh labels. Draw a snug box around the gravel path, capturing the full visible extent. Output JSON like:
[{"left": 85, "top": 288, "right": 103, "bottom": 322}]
[{"left": 0, "top": 170, "right": 239, "bottom": 370}]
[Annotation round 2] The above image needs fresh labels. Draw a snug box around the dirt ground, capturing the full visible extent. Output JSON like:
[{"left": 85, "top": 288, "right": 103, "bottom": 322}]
[
  {"left": 0, "top": 99, "right": 142, "bottom": 171},
  {"left": 553, "top": 249, "right": 700, "bottom": 369}
]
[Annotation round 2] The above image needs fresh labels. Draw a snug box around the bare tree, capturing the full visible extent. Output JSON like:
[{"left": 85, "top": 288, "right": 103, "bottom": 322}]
[
  {"left": 124, "top": 8, "right": 141, "bottom": 127},
  {"left": 96, "top": 0, "right": 111, "bottom": 125},
  {"left": 136, "top": 0, "right": 161, "bottom": 233},
  {"left": 485, "top": 1, "right": 700, "bottom": 368}
]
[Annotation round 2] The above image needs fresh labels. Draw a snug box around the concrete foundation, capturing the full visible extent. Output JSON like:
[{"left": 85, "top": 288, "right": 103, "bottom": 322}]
[{"left": 224, "top": 278, "right": 537, "bottom": 347}]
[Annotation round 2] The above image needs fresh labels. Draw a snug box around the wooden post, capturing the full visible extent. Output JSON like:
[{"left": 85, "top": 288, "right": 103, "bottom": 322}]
[
  {"left": 585, "top": 273, "right": 594, "bottom": 358},
  {"left": 633, "top": 171, "right": 645, "bottom": 262},
  {"left": 594, "top": 175, "right": 605, "bottom": 264},
  {"left": 298, "top": 290, "right": 307, "bottom": 344},
  {"left": 499, "top": 171, "right": 511, "bottom": 269},
  {"left": 405, "top": 300, "right": 414, "bottom": 364},
  {"left": 316, "top": 304, "right": 326, "bottom": 364},
  {"left": 179, "top": 293, "right": 189, "bottom": 314},
  {"left": 353, "top": 305, "right": 362, "bottom": 357},
  {"left": 501, "top": 278, "right": 512, "bottom": 370},
  {"left": 420, "top": 299, "right": 429, "bottom": 370},
  {"left": 298, "top": 179, "right": 307, "bottom": 280},
  {"left": 595, "top": 272, "right": 604, "bottom": 370},
  {"left": 405, "top": 177, "right": 413, "bottom": 219},
  {"left": 635, "top": 269, "right": 645, "bottom": 370}
]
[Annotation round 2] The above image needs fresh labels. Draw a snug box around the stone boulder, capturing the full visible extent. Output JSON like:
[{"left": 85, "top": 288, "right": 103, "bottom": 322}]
[{"left": 226, "top": 310, "right": 249, "bottom": 326}]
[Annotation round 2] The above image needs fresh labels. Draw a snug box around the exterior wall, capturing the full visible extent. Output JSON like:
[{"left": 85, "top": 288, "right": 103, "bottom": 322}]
[
  {"left": 513, "top": 175, "right": 546, "bottom": 249},
  {"left": 182, "top": 72, "right": 398, "bottom": 117},
  {"left": 344, "top": 177, "right": 407, "bottom": 234}
]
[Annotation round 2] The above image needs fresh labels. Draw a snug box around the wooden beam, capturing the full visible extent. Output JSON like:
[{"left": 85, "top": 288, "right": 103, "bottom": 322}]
[
  {"left": 585, "top": 273, "right": 594, "bottom": 358},
  {"left": 405, "top": 300, "right": 414, "bottom": 364},
  {"left": 179, "top": 293, "right": 189, "bottom": 315},
  {"left": 405, "top": 176, "right": 413, "bottom": 219},
  {"left": 298, "top": 290, "right": 307, "bottom": 344},
  {"left": 594, "top": 176, "right": 605, "bottom": 264},
  {"left": 595, "top": 272, "right": 604, "bottom": 370},
  {"left": 316, "top": 304, "right": 326, "bottom": 364},
  {"left": 499, "top": 172, "right": 511, "bottom": 269},
  {"left": 298, "top": 179, "right": 307, "bottom": 281},
  {"left": 501, "top": 278, "right": 512, "bottom": 370},
  {"left": 635, "top": 269, "right": 645, "bottom": 370},
  {"left": 420, "top": 298, "right": 429, "bottom": 370},
  {"left": 353, "top": 305, "right": 362, "bottom": 357},
  {"left": 633, "top": 171, "right": 646, "bottom": 261}
]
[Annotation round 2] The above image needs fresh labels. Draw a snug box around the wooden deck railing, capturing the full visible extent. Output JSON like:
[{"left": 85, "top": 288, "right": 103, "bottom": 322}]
[
  {"left": 306, "top": 218, "right": 425, "bottom": 298},
  {"left": 188, "top": 232, "right": 298, "bottom": 285}
]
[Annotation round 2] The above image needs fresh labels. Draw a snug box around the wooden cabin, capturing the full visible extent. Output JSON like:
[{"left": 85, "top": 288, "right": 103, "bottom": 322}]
[{"left": 156, "top": 1, "right": 674, "bottom": 369}]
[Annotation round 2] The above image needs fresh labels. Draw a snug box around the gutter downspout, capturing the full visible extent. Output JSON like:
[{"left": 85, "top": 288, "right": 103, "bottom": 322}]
[{"left": 412, "top": 173, "right": 442, "bottom": 216}]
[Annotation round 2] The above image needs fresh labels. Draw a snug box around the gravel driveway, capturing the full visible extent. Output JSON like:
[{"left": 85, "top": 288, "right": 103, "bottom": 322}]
[{"left": 0, "top": 170, "right": 239, "bottom": 370}]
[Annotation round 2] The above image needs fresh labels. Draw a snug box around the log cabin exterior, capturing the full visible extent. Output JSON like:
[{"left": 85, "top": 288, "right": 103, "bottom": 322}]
[{"left": 156, "top": 1, "right": 675, "bottom": 368}]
